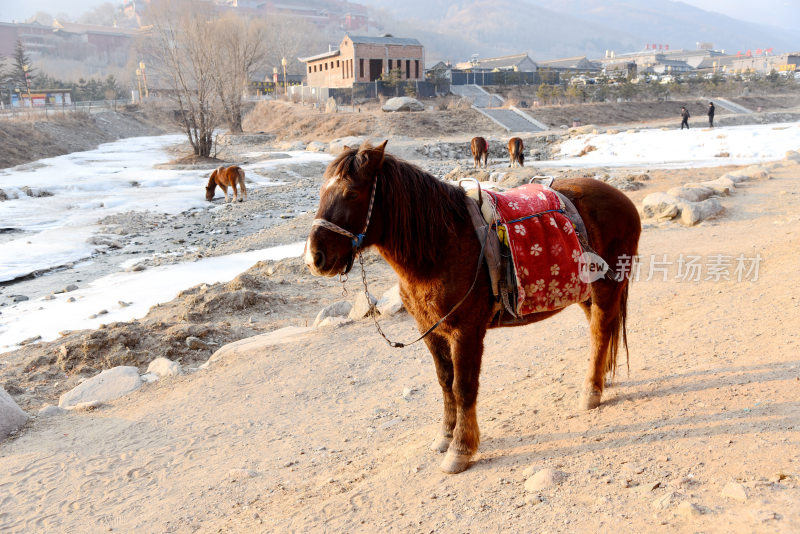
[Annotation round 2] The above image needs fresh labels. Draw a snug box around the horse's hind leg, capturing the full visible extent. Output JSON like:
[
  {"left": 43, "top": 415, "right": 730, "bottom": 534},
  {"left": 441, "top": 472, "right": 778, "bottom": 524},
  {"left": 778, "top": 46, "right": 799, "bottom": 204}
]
[
  {"left": 239, "top": 178, "right": 247, "bottom": 202},
  {"left": 425, "top": 333, "right": 456, "bottom": 453},
  {"left": 580, "top": 281, "right": 623, "bottom": 410}
]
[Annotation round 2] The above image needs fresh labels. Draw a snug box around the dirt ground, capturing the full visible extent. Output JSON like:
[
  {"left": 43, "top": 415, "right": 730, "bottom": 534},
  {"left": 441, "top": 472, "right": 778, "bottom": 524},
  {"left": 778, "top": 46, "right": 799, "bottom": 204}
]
[{"left": 1, "top": 100, "right": 800, "bottom": 533}]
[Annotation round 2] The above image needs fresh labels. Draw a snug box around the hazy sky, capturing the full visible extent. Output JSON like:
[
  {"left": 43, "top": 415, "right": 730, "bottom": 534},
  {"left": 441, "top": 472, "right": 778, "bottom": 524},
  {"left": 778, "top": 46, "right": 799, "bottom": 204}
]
[{"left": 1, "top": 0, "right": 798, "bottom": 30}]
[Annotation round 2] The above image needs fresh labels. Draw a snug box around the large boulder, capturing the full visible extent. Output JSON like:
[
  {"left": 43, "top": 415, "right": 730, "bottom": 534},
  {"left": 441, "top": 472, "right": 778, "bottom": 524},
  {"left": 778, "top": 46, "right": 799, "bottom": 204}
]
[
  {"left": 642, "top": 192, "right": 681, "bottom": 220},
  {"left": 377, "top": 284, "right": 404, "bottom": 316},
  {"left": 329, "top": 137, "right": 367, "bottom": 155},
  {"left": 723, "top": 165, "right": 769, "bottom": 182},
  {"left": 1, "top": 388, "right": 28, "bottom": 440},
  {"left": 685, "top": 176, "right": 735, "bottom": 195},
  {"left": 313, "top": 301, "right": 353, "bottom": 327},
  {"left": 680, "top": 198, "right": 723, "bottom": 226},
  {"left": 667, "top": 186, "right": 715, "bottom": 203},
  {"left": 58, "top": 366, "right": 143, "bottom": 409},
  {"left": 305, "top": 141, "right": 329, "bottom": 153},
  {"left": 381, "top": 97, "right": 424, "bottom": 112},
  {"left": 349, "top": 291, "right": 378, "bottom": 319},
  {"left": 147, "top": 357, "right": 182, "bottom": 377}
]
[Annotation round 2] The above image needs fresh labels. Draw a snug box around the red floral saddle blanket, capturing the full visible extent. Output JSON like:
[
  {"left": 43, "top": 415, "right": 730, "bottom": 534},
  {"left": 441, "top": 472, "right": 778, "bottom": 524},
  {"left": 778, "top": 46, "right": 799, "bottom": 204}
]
[{"left": 485, "top": 184, "right": 592, "bottom": 315}]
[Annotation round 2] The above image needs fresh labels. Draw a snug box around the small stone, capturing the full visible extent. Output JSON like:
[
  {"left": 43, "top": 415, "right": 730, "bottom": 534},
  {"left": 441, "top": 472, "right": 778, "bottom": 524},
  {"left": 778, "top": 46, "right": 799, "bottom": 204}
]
[
  {"left": 65, "top": 284, "right": 78, "bottom": 292},
  {"left": 676, "top": 501, "right": 704, "bottom": 518},
  {"left": 750, "top": 510, "right": 777, "bottom": 523},
  {"left": 313, "top": 301, "right": 352, "bottom": 327},
  {"left": 140, "top": 373, "right": 159, "bottom": 384},
  {"left": 126, "top": 264, "right": 145, "bottom": 272},
  {"left": 228, "top": 469, "right": 258, "bottom": 480},
  {"left": 524, "top": 468, "right": 566, "bottom": 492},
  {"left": 18, "top": 336, "right": 42, "bottom": 346},
  {"left": 524, "top": 494, "right": 544, "bottom": 505},
  {"left": 721, "top": 481, "right": 748, "bottom": 502},
  {"left": 349, "top": 291, "right": 377, "bottom": 320},
  {"left": 521, "top": 465, "right": 538, "bottom": 478},
  {"left": 10, "top": 295, "right": 29, "bottom": 302},
  {"left": 651, "top": 492, "right": 679, "bottom": 509},
  {"left": 118, "top": 300, "right": 130, "bottom": 308},
  {"left": 185, "top": 336, "right": 208, "bottom": 350},
  {"left": 402, "top": 387, "right": 415, "bottom": 400},
  {"left": 43, "top": 295, "right": 55, "bottom": 300},
  {"left": 38, "top": 405, "right": 68, "bottom": 417},
  {"left": 70, "top": 400, "right": 103, "bottom": 412},
  {"left": 376, "top": 284, "right": 404, "bottom": 316},
  {"left": 624, "top": 464, "right": 645, "bottom": 475},
  {"left": 67, "top": 297, "right": 76, "bottom": 303}
]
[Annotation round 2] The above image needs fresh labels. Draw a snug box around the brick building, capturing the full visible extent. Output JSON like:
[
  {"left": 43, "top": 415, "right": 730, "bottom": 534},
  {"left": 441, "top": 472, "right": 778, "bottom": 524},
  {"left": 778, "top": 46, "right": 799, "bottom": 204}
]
[{"left": 300, "top": 34, "right": 424, "bottom": 89}]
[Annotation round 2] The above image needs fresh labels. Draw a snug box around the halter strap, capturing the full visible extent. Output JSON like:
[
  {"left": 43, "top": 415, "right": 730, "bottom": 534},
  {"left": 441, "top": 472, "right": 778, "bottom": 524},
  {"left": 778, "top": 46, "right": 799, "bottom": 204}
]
[{"left": 311, "top": 176, "right": 378, "bottom": 256}]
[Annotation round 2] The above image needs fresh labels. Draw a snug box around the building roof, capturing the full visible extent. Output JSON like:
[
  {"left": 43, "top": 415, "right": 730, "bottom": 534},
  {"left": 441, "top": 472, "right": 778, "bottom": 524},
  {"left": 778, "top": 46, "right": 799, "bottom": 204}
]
[
  {"left": 537, "top": 56, "right": 598, "bottom": 69},
  {"left": 455, "top": 53, "right": 534, "bottom": 71},
  {"left": 299, "top": 49, "right": 341, "bottom": 63},
  {"left": 52, "top": 20, "right": 139, "bottom": 36},
  {"left": 344, "top": 33, "right": 422, "bottom": 46}
]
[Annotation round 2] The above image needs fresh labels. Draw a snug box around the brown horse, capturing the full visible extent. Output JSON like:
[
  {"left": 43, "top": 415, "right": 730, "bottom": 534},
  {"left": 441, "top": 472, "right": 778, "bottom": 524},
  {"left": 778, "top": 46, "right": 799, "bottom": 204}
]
[
  {"left": 206, "top": 165, "right": 247, "bottom": 202},
  {"left": 470, "top": 136, "right": 489, "bottom": 169},
  {"left": 305, "top": 142, "right": 640, "bottom": 474},
  {"left": 508, "top": 137, "right": 524, "bottom": 168}
]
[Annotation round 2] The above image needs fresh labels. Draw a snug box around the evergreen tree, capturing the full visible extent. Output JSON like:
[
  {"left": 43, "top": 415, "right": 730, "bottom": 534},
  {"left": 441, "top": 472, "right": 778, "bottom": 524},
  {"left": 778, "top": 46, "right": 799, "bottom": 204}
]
[{"left": 11, "top": 40, "right": 34, "bottom": 92}]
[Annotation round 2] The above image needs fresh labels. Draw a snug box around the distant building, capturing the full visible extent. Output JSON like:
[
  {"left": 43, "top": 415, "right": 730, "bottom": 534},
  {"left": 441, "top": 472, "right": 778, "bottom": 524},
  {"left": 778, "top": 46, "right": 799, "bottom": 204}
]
[
  {"left": 730, "top": 52, "right": 800, "bottom": 73},
  {"left": 300, "top": 33, "right": 424, "bottom": 89},
  {"left": 454, "top": 53, "right": 537, "bottom": 72},
  {"left": 537, "top": 56, "right": 598, "bottom": 73},
  {"left": 0, "top": 20, "right": 136, "bottom": 62}
]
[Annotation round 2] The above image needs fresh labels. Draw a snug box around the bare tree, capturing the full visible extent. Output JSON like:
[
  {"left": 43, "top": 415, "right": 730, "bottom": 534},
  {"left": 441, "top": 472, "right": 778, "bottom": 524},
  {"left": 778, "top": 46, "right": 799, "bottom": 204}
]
[
  {"left": 209, "top": 14, "right": 267, "bottom": 133},
  {"left": 141, "top": 0, "right": 220, "bottom": 157}
]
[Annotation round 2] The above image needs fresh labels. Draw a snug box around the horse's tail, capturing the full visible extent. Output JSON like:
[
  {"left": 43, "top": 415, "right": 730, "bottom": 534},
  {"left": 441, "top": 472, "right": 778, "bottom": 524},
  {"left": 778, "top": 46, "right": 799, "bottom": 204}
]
[{"left": 606, "top": 269, "right": 631, "bottom": 379}]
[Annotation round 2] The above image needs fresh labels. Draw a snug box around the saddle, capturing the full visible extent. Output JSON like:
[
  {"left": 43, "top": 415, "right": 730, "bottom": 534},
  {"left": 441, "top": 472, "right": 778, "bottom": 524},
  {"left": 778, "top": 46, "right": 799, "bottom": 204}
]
[{"left": 465, "top": 182, "right": 592, "bottom": 325}]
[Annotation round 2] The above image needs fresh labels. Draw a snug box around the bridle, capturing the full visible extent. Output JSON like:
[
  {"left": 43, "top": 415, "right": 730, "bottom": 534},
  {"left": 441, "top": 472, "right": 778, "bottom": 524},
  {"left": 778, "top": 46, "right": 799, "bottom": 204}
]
[
  {"left": 311, "top": 175, "right": 378, "bottom": 275},
  {"left": 310, "top": 174, "right": 489, "bottom": 349}
]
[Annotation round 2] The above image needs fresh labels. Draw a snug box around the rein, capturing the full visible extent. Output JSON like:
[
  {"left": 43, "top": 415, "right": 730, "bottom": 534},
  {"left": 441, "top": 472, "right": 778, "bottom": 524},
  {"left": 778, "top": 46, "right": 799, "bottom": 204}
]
[{"left": 312, "top": 175, "right": 490, "bottom": 349}]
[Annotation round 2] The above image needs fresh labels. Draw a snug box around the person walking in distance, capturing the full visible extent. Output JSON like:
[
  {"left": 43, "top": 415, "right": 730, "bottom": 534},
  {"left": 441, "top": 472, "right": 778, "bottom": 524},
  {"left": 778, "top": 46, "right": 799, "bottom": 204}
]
[
  {"left": 707, "top": 102, "right": 715, "bottom": 127},
  {"left": 680, "top": 106, "right": 690, "bottom": 129}
]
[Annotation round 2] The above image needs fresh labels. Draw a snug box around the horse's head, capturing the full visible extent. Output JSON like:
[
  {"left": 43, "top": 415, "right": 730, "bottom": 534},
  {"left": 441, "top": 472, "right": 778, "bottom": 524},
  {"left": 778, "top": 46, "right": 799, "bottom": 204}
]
[
  {"left": 205, "top": 168, "right": 220, "bottom": 201},
  {"left": 304, "top": 141, "right": 387, "bottom": 277}
]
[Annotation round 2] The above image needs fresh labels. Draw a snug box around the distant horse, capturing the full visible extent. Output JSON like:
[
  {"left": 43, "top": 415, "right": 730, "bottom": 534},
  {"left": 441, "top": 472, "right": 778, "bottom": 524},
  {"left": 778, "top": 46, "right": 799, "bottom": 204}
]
[
  {"left": 305, "top": 142, "right": 640, "bottom": 474},
  {"left": 508, "top": 137, "right": 524, "bottom": 168},
  {"left": 470, "top": 136, "right": 489, "bottom": 169},
  {"left": 206, "top": 165, "right": 247, "bottom": 202}
]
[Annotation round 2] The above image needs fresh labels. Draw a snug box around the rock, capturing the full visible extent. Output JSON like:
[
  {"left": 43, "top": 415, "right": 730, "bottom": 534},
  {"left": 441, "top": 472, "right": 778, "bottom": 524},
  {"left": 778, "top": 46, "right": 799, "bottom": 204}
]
[
  {"left": 724, "top": 165, "right": 769, "bottom": 182},
  {"left": 686, "top": 176, "right": 735, "bottom": 195},
  {"left": 325, "top": 96, "right": 337, "bottom": 114},
  {"left": 185, "top": 336, "right": 208, "bottom": 350},
  {"left": 676, "top": 501, "right": 704, "bottom": 518},
  {"left": 651, "top": 491, "right": 680, "bottom": 509},
  {"left": 18, "top": 336, "right": 42, "bottom": 346},
  {"left": 720, "top": 481, "right": 748, "bottom": 502},
  {"left": 402, "top": 387, "right": 415, "bottom": 400},
  {"left": 147, "top": 357, "right": 182, "bottom": 377},
  {"left": 680, "top": 198, "right": 723, "bottom": 226},
  {"left": 206, "top": 326, "right": 314, "bottom": 365},
  {"left": 0, "top": 387, "right": 29, "bottom": 440},
  {"left": 785, "top": 150, "right": 800, "bottom": 163},
  {"left": 65, "top": 284, "right": 79, "bottom": 292},
  {"left": 642, "top": 192, "right": 681, "bottom": 219},
  {"left": 381, "top": 97, "right": 424, "bottom": 112},
  {"left": 140, "top": 373, "right": 159, "bottom": 384},
  {"left": 379, "top": 417, "right": 402, "bottom": 430},
  {"left": 58, "top": 366, "right": 143, "bottom": 409},
  {"left": 750, "top": 510, "right": 778, "bottom": 522},
  {"left": 376, "top": 284, "right": 404, "bottom": 316},
  {"left": 126, "top": 264, "right": 146, "bottom": 272},
  {"left": 313, "top": 301, "right": 353, "bottom": 328},
  {"left": 317, "top": 316, "right": 353, "bottom": 328},
  {"left": 38, "top": 404, "right": 67, "bottom": 417},
  {"left": 524, "top": 468, "right": 566, "bottom": 492},
  {"left": 228, "top": 468, "right": 258, "bottom": 480},
  {"left": 70, "top": 400, "right": 103, "bottom": 412},
  {"left": 524, "top": 494, "right": 544, "bottom": 505},
  {"left": 667, "top": 186, "right": 715, "bottom": 202},
  {"left": 329, "top": 137, "right": 366, "bottom": 155},
  {"left": 10, "top": 295, "right": 29, "bottom": 302},
  {"left": 349, "top": 291, "right": 377, "bottom": 319},
  {"left": 305, "top": 141, "right": 328, "bottom": 153}
]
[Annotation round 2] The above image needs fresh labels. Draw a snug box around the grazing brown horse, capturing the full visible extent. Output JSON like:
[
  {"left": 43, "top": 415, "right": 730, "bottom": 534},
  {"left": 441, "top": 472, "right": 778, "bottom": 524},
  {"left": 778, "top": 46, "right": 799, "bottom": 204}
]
[
  {"left": 305, "top": 141, "right": 640, "bottom": 474},
  {"left": 508, "top": 137, "right": 524, "bottom": 168},
  {"left": 470, "top": 136, "right": 489, "bottom": 169},
  {"left": 206, "top": 165, "right": 247, "bottom": 202}
]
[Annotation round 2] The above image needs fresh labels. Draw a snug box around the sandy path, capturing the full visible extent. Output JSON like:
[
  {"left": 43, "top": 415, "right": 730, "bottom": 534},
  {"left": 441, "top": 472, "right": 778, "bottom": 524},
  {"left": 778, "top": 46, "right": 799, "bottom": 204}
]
[{"left": 1, "top": 164, "right": 799, "bottom": 533}]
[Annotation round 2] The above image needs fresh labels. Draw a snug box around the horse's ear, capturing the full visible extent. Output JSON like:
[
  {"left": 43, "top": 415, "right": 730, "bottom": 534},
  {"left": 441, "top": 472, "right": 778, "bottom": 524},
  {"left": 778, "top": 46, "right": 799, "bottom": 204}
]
[
  {"left": 343, "top": 145, "right": 351, "bottom": 152},
  {"left": 371, "top": 140, "right": 388, "bottom": 167}
]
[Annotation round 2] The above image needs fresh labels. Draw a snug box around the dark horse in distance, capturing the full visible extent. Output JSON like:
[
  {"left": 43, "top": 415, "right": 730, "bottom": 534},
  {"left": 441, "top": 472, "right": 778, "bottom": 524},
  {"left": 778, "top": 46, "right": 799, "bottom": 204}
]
[
  {"left": 508, "top": 137, "right": 524, "bottom": 167},
  {"left": 305, "top": 142, "right": 640, "bottom": 474},
  {"left": 470, "top": 136, "right": 489, "bottom": 169}
]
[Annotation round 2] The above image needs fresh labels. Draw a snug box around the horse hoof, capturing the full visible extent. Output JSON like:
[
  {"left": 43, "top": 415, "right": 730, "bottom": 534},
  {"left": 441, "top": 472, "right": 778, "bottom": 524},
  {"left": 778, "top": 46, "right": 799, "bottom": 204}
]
[
  {"left": 439, "top": 450, "right": 473, "bottom": 474},
  {"left": 579, "top": 390, "right": 602, "bottom": 410},
  {"left": 430, "top": 435, "right": 452, "bottom": 453}
]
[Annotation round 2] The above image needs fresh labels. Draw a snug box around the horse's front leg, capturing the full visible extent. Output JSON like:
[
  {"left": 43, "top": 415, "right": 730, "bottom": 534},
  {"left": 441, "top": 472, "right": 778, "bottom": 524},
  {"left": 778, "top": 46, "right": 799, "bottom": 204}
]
[
  {"left": 223, "top": 185, "right": 230, "bottom": 203},
  {"left": 423, "top": 333, "right": 456, "bottom": 453},
  {"left": 440, "top": 330, "right": 484, "bottom": 474}
]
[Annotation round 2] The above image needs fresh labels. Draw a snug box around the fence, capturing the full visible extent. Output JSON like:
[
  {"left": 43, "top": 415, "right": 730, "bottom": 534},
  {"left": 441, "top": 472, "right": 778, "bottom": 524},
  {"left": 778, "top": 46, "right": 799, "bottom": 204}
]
[
  {"left": 450, "top": 70, "right": 560, "bottom": 86},
  {"left": 0, "top": 100, "right": 125, "bottom": 120},
  {"left": 288, "top": 81, "right": 439, "bottom": 107}
]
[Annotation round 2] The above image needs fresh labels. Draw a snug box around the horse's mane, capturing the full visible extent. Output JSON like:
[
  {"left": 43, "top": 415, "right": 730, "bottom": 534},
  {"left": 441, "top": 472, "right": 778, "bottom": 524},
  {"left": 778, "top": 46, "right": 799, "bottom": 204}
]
[{"left": 329, "top": 145, "right": 469, "bottom": 271}]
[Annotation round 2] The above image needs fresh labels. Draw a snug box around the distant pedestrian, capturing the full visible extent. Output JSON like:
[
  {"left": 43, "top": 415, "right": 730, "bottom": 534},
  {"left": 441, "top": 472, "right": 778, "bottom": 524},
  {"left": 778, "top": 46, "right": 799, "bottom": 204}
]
[
  {"left": 707, "top": 102, "right": 715, "bottom": 127},
  {"left": 680, "top": 106, "right": 690, "bottom": 129}
]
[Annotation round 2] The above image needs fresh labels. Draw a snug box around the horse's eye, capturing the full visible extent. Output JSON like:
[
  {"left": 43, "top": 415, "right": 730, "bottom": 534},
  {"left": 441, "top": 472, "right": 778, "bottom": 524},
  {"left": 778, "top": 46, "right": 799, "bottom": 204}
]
[{"left": 343, "top": 190, "right": 359, "bottom": 200}]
